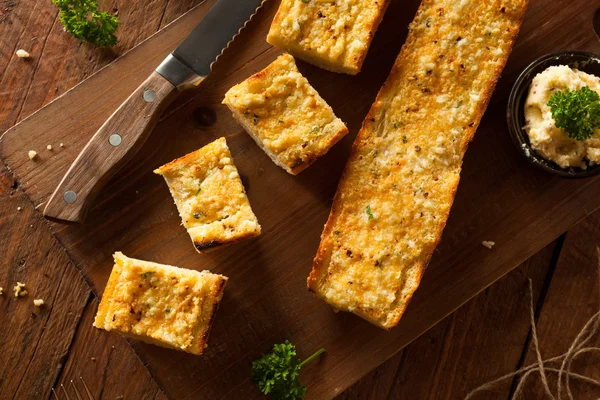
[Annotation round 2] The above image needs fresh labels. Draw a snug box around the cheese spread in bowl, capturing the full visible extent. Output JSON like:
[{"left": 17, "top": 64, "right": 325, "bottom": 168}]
[
  {"left": 525, "top": 65, "right": 600, "bottom": 169},
  {"left": 507, "top": 51, "right": 600, "bottom": 178}
]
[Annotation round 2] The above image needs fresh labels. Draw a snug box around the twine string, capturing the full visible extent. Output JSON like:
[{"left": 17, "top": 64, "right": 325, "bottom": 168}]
[
  {"left": 527, "top": 280, "right": 555, "bottom": 400},
  {"left": 465, "top": 248, "right": 600, "bottom": 399}
]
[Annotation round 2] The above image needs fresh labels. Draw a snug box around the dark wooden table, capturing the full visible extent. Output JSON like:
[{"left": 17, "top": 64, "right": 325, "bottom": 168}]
[{"left": 1, "top": 1, "right": 600, "bottom": 399}]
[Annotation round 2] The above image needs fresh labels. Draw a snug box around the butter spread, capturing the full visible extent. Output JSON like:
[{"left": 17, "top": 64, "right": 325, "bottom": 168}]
[{"left": 525, "top": 65, "right": 600, "bottom": 169}]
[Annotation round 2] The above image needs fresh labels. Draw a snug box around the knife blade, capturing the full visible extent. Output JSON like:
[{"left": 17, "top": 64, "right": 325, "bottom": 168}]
[
  {"left": 43, "top": 0, "right": 265, "bottom": 223},
  {"left": 157, "top": 0, "right": 264, "bottom": 88}
]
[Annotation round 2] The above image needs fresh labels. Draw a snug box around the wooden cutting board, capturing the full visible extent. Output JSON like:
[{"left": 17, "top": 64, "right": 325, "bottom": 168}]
[{"left": 2, "top": 0, "right": 600, "bottom": 398}]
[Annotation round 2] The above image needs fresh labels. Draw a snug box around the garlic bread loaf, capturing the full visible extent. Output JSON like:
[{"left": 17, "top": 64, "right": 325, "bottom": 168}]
[
  {"left": 223, "top": 54, "right": 348, "bottom": 174},
  {"left": 154, "top": 138, "right": 261, "bottom": 253},
  {"left": 267, "top": 0, "right": 390, "bottom": 75},
  {"left": 94, "top": 252, "right": 227, "bottom": 355},
  {"left": 308, "top": 0, "right": 529, "bottom": 329}
]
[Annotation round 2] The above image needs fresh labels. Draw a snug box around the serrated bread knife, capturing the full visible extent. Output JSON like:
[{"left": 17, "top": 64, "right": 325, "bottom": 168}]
[{"left": 43, "top": 0, "right": 264, "bottom": 223}]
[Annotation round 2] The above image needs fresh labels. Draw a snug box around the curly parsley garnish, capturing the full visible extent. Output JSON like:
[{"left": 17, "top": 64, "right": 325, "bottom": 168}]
[
  {"left": 251, "top": 341, "right": 325, "bottom": 400},
  {"left": 548, "top": 86, "right": 600, "bottom": 141},
  {"left": 52, "top": 0, "right": 119, "bottom": 48}
]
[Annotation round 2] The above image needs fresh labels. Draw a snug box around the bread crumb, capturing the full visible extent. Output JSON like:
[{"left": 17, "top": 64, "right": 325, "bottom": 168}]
[
  {"left": 482, "top": 241, "right": 495, "bottom": 250},
  {"left": 0, "top": 287, "right": 3, "bottom": 295},
  {"left": 28, "top": 150, "right": 37, "bottom": 160},
  {"left": 33, "top": 298, "right": 44, "bottom": 307},
  {"left": 16, "top": 49, "right": 30, "bottom": 58},
  {"left": 91, "top": 357, "right": 96, "bottom": 362},
  {"left": 46, "top": 144, "right": 52, "bottom": 151},
  {"left": 59, "top": 143, "right": 64, "bottom": 148},
  {"left": 17, "top": 206, "right": 22, "bottom": 211},
  {"left": 14, "top": 282, "right": 27, "bottom": 297}
]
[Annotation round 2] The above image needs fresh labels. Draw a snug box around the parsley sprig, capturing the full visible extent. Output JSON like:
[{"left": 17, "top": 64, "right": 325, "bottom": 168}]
[
  {"left": 251, "top": 341, "right": 325, "bottom": 400},
  {"left": 52, "top": 0, "right": 119, "bottom": 48},
  {"left": 548, "top": 86, "right": 600, "bottom": 141}
]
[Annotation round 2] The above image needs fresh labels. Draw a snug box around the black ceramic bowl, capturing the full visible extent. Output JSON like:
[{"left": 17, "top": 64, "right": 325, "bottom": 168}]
[{"left": 507, "top": 51, "right": 600, "bottom": 178}]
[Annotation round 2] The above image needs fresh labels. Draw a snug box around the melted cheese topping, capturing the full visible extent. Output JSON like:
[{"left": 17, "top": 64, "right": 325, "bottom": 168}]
[
  {"left": 309, "top": 0, "right": 528, "bottom": 328},
  {"left": 154, "top": 138, "right": 261, "bottom": 252},
  {"left": 223, "top": 54, "right": 348, "bottom": 174},
  {"left": 525, "top": 65, "right": 600, "bottom": 169},
  {"left": 94, "top": 252, "right": 227, "bottom": 355},
  {"left": 267, "top": 0, "right": 390, "bottom": 74}
]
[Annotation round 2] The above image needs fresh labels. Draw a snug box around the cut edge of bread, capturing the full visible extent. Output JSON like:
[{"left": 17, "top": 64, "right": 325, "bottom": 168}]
[
  {"left": 224, "top": 104, "right": 348, "bottom": 175},
  {"left": 93, "top": 251, "right": 126, "bottom": 329},
  {"left": 225, "top": 104, "right": 301, "bottom": 174},
  {"left": 191, "top": 227, "right": 261, "bottom": 253},
  {"left": 192, "top": 275, "right": 228, "bottom": 354},
  {"left": 266, "top": 37, "right": 361, "bottom": 75}
]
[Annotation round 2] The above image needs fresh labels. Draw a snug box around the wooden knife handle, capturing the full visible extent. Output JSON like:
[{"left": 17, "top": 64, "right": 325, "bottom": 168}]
[{"left": 43, "top": 71, "right": 178, "bottom": 223}]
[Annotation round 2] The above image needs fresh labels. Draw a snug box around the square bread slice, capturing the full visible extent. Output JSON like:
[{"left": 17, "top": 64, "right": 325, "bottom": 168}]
[
  {"left": 266, "top": 0, "right": 391, "bottom": 75},
  {"left": 154, "top": 137, "right": 261, "bottom": 253},
  {"left": 222, "top": 54, "right": 349, "bottom": 175},
  {"left": 94, "top": 252, "right": 228, "bottom": 355}
]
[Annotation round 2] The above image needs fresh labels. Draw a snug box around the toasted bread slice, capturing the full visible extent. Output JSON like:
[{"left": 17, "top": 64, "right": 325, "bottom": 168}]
[
  {"left": 94, "top": 252, "right": 227, "bottom": 355},
  {"left": 154, "top": 137, "right": 261, "bottom": 253},
  {"left": 223, "top": 54, "right": 349, "bottom": 175},
  {"left": 267, "top": 0, "right": 390, "bottom": 74},
  {"left": 308, "top": 0, "right": 529, "bottom": 329}
]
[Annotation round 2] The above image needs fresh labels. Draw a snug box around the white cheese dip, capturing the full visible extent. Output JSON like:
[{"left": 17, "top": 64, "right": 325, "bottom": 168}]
[{"left": 525, "top": 65, "right": 600, "bottom": 169}]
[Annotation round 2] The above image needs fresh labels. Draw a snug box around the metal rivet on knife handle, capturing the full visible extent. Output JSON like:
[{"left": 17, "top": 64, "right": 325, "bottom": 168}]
[
  {"left": 143, "top": 89, "right": 156, "bottom": 102},
  {"left": 63, "top": 191, "right": 77, "bottom": 204},
  {"left": 109, "top": 134, "right": 122, "bottom": 146}
]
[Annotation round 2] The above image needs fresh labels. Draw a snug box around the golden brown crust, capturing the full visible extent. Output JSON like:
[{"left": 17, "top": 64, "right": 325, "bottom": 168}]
[
  {"left": 267, "top": 0, "right": 391, "bottom": 74},
  {"left": 93, "top": 252, "right": 228, "bottom": 355},
  {"left": 93, "top": 255, "right": 124, "bottom": 329},
  {"left": 223, "top": 54, "right": 349, "bottom": 174},
  {"left": 308, "top": 0, "right": 529, "bottom": 329},
  {"left": 154, "top": 138, "right": 261, "bottom": 254}
]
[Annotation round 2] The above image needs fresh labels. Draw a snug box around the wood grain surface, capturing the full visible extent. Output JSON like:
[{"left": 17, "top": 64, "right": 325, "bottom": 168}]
[
  {"left": 0, "top": 2, "right": 597, "bottom": 398},
  {"left": 0, "top": 0, "right": 200, "bottom": 399},
  {"left": 519, "top": 212, "right": 600, "bottom": 399}
]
